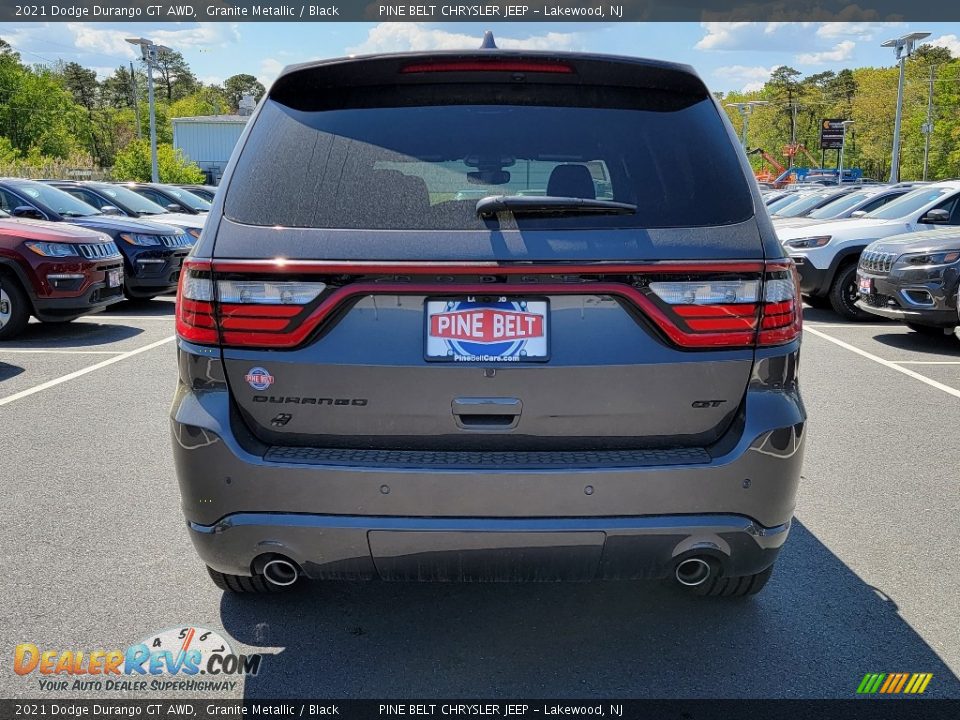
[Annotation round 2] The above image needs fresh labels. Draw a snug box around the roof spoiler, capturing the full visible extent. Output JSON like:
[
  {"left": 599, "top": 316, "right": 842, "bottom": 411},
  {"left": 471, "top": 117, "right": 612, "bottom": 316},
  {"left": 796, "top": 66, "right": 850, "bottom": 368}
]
[{"left": 269, "top": 50, "right": 710, "bottom": 106}]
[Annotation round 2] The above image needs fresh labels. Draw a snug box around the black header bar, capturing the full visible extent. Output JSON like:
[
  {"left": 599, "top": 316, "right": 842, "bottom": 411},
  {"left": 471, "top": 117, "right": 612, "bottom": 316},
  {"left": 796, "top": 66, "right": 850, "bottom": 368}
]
[
  {"left": 3, "top": 699, "right": 960, "bottom": 720},
  {"left": 3, "top": 0, "right": 960, "bottom": 23}
]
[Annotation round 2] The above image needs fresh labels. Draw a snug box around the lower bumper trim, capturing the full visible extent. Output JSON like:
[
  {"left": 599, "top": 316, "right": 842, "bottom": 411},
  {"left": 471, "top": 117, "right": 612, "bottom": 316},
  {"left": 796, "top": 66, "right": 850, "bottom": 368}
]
[{"left": 189, "top": 512, "right": 790, "bottom": 582}]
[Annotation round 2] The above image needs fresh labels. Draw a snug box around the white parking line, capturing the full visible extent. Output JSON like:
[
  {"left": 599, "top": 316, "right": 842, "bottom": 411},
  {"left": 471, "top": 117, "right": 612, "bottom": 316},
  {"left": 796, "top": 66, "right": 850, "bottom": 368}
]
[
  {"left": 805, "top": 326, "right": 960, "bottom": 399},
  {"left": 893, "top": 360, "right": 960, "bottom": 365},
  {"left": 74, "top": 316, "right": 173, "bottom": 322},
  {"left": 805, "top": 323, "right": 898, "bottom": 329},
  {"left": 0, "top": 349, "right": 125, "bottom": 355},
  {"left": 0, "top": 336, "right": 175, "bottom": 407}
]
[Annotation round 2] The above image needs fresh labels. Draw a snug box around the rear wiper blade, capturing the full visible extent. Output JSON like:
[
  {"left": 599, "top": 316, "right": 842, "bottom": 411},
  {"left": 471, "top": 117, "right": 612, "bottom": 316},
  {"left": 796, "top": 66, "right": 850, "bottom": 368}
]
[{"left": 476, "top": 195, "right": 637, "bottom": 218}]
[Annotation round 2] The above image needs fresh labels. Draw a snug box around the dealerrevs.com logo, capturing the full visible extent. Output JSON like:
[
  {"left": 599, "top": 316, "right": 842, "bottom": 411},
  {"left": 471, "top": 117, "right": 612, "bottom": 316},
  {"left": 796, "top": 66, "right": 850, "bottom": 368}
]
[{"left": 14, "top": 626, "right": 263, "bottom": 693}]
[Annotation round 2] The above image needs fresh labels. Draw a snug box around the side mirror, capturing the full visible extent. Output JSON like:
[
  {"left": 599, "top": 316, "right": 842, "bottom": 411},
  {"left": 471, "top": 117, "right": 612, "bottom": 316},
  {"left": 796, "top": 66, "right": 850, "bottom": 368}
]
[
  {"left": 920, "top": 208, "right": 950, "bottom": 224},
  {"left": 12, "top": 205, "right": 43, "bottom": 220},
  {"left": 850, "top": 210, "right": 867, "bottom": 218},
  {"left": 166, "top": 203, "right": 181, "bottom": 212},
  {"left": 100, "top": 205, "right": 121, "bottom": 216}
]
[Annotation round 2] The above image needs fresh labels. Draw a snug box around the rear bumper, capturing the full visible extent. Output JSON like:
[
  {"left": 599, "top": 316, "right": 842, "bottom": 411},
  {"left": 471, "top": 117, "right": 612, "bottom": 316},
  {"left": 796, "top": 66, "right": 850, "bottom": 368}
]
[
  {"left": 171, "top": 371, "right": 805, "bottom": 581},
  {"left": 188, "top": 512, "right": 790, "bottom": 581}
]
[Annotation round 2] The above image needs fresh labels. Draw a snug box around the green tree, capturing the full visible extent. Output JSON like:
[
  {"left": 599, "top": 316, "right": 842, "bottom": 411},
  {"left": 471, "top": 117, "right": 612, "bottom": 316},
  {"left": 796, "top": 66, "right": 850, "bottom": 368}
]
[
  {"left": 111, "top": 139, "right": 205, "bottom": 183},
  {"left": 222, "top": 73, "right": 265, "bottom": 111},
  {"left": 152, "top": 50, "right": 198, "bottom": 102}
]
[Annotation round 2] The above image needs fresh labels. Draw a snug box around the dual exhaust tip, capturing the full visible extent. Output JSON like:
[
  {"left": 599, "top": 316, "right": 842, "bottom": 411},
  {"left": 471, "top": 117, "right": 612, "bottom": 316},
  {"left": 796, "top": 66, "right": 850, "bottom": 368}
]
[{"left": 674, "top": 557, "right": 713, "bottom": 587}]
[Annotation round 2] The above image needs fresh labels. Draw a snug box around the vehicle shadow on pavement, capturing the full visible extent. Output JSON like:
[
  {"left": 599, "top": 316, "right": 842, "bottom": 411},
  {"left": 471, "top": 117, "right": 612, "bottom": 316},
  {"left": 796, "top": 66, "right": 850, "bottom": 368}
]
[
  {"left": 219, "top": 520, "right": 959, "bottom": 698},
  {"left": 870, "top": 332, "right": 959, "bottom": 356},
  {"left": 0, "top": 361, "right": 25, "bottom": 383},
  {"left": 12, "top": 320, "right": 144, "bottom": 347},
  {"left": 801, "top": 306, "right": 893, "bottom": 326},
  {"left": 103, "top": 298, "right": 176, "bottom": 317}
]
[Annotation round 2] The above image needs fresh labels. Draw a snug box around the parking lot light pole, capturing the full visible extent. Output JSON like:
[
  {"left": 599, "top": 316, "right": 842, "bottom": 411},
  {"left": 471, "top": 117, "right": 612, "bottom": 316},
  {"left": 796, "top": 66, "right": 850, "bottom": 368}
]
[
  {"left": 726, "top": 101, "right": 769, "bottom": 151},
  {"left": 837, "top": 120, "right": 855, "bottom": 183},
  {"left": 126, "top": 38, "right": 172, "bottom": 184},
  {"left": 882, "top": 32, "right": 930, "bottom": 183}
]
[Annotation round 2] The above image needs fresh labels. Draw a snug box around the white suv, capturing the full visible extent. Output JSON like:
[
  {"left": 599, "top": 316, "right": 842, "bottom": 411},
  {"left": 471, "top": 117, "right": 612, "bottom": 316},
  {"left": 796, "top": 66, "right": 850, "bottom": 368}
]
[{"left": 777, "top": 181, "right": 960, "bottom": 319}]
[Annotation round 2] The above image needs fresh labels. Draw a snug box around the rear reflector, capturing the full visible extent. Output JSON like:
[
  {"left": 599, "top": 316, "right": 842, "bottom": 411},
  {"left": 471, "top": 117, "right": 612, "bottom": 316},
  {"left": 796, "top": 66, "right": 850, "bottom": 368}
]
[{"left": 401, "top": 60, "right": 574, "bottom": 74}]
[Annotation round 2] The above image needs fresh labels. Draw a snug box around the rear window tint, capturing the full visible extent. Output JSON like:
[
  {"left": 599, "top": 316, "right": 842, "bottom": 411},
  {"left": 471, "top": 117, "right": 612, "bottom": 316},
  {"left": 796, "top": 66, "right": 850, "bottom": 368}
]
[{"left": 225, "top": 94, "right": 753, "bottom": 230}]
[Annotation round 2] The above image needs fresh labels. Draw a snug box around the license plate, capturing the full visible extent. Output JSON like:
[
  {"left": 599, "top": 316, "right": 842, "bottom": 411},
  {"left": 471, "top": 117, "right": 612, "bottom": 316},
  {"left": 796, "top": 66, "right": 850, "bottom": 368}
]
[
  {"left": 858, "top": 276, "right": 872, "bottom": 295},
  {"left": 425, "top": 297, "right": 549, "bottom": 362},
  {"left": 108, "top": 269, "right": 122, "bottom": 288}
]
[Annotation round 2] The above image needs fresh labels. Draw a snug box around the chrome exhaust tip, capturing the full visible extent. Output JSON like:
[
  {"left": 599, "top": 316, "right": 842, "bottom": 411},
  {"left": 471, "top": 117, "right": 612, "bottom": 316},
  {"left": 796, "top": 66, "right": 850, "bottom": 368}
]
[
  {"left": 675, "top": 557, "right": 712, "bottom": 587},
  {"left": 262, "top": 558, "right": 299, "bottom": 587}
]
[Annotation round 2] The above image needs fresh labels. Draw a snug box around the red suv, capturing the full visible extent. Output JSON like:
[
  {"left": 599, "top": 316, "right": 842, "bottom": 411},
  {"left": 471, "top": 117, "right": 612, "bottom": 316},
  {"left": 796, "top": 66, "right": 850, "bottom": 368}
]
[{"left": 0, "top": 210, "right": 124, "bottom": 340}]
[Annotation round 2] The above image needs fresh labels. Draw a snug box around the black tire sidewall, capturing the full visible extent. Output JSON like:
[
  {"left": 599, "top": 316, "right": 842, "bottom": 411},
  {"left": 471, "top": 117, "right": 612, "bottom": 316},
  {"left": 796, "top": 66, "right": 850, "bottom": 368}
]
[
  {"left": 0, "top": 276, "right": 31, "bottom": 340},
  {"left": 829, "top": 264, "right": 870, "bottom": 321}
]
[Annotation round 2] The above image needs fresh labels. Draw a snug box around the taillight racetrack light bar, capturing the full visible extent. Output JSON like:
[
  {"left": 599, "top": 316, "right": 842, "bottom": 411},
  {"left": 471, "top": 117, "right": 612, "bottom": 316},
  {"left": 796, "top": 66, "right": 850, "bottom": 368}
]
[{"left": 176, "top": 259, "right": 802, "bottom": 350}]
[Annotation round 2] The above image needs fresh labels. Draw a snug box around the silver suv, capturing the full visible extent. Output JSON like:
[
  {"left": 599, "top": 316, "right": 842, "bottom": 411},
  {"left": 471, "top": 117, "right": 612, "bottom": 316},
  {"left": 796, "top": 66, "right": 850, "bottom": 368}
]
[{"left": 171, "top": 43, "right": 806, "bottom": 598}]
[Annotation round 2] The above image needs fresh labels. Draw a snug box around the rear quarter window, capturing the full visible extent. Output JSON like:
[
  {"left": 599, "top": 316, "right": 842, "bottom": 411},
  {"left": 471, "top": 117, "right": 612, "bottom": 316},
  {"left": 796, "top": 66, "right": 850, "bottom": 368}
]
[{"left": 225, "top": 87, "right": 753, "bottom": 231}]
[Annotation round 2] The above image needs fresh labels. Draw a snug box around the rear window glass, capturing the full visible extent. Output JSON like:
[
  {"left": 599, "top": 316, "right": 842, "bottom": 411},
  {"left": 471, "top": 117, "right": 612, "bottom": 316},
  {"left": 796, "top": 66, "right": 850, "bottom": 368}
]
[{"left": 225, "top": 95, "right": 753, "bottom": 230}]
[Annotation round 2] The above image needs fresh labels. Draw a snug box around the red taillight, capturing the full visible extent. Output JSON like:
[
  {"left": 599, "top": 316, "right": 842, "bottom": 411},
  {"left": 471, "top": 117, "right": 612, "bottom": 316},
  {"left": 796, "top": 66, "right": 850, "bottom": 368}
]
[
  {"left": 175, "top": 259, "right": 801, "bottom": 350},
  {"left": 175, "top": 261, "right": 218, "bottom": 345},
  {"left": 645, "top": 260, "right": 801, "bottom": 348},
  {"left": 401, "top": 60, "right": 574, "bottom": 74},
  {"left": 175, "top": 259, "right": 327, "bottom": 347},
  {"left": 757, "top": 262, "right": 802, "bottom": 346}
]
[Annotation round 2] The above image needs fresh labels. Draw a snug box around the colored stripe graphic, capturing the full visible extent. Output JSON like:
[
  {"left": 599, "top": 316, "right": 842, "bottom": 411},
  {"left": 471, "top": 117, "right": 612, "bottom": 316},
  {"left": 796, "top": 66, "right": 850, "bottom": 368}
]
[
  {"left": 857, "top": 673, "right": 932, "bottom": 694},
  {"left": 893, "top": 673, "right": 910, "bottom": 693}
]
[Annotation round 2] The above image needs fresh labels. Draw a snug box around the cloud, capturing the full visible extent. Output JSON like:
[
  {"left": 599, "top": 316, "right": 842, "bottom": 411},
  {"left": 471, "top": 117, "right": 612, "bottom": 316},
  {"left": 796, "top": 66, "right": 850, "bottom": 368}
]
[
  {"left": 346, "top": 23, "right": 580, "bottom": 55},
  {"left": 64, "top": 23, "right": 137, "bottom": 59},
  {"left": 257, "top": 58, "right": 285, "bottom": 89},
  {"left": 928, "top": 34, "right": 960, "bottom": 57},
  {"left": 796, "top": 40, "right": 856, "bottom": 64},
  {"left": 696, "top": 21, "right": 894, "bottom": 54},
  {"left": 816, "top": 22, "right": 900, "bottom": 40},
  {"left": 714, "top": 65, "right": 776, "bottom": 93},
  {"left": 694, "top": 22, "right": 758, "bottom": 51},
  {"left": 150, "top": 23, "right": 241, "bottom": 50}
]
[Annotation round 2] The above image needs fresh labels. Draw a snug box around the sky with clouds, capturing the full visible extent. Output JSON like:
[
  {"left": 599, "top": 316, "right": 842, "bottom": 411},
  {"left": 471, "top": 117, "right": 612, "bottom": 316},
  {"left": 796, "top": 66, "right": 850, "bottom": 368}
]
[{"left": 3, "top": 21, "right": 960, "bottom": 94}]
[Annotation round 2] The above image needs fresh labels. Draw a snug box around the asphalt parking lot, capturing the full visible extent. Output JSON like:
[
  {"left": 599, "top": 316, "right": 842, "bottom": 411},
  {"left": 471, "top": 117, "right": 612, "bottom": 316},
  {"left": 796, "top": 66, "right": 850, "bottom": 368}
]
[{"left": 2, "top": 298, "right": 959, "bottom": 699}]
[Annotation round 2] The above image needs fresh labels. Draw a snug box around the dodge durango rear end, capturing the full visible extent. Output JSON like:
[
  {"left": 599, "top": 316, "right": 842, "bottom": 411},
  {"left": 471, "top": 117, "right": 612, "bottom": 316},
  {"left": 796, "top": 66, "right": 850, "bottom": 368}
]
[{"left": 171, "top": 43, "right": 805, "bottom": 598}]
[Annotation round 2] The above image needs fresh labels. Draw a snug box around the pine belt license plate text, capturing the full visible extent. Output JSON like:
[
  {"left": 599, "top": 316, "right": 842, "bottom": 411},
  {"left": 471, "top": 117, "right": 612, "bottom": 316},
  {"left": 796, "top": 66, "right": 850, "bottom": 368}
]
[
  {"left": 425, "top": 297, "right": 549, "bottom": 362},
  {"left": 108, "top": 270, "right": 122, "bottom": 287},
  {"left": 858, "top": 276, "right": 872, "bottom": 294}
]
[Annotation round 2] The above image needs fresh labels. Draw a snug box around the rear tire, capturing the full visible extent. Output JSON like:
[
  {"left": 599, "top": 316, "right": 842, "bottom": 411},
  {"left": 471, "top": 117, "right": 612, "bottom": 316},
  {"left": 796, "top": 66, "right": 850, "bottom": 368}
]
[
  {"left": 0, "top": 278, "right": 31, "bottom": 341},
  {"left": 829, "top": 263, "right": 872, "bottom": 321},
  {"left": 802, "top": 294, "right": 831, "bottom": 310},
  {"left": 206, "top": 566, "right": 289, "bottom": 594},
  {"left": 906, "top": 322, "right": 954, "bottom": 337},
  {"left": 691, "top": 564, "right": 774, "bottom": 597}
]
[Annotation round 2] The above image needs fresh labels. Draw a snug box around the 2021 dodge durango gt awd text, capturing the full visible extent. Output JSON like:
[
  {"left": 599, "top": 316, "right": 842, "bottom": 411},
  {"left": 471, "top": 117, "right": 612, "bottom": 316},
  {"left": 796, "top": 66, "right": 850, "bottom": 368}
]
[{"left": 171, "top": 47, "right": 806, "bottom": 598}]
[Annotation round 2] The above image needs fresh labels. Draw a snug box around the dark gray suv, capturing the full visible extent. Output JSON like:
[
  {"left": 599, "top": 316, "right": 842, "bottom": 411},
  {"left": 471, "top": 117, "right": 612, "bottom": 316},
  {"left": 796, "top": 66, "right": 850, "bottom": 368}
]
[{"left": 171, "top": 44, "right": 806, "bottom": 597}]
